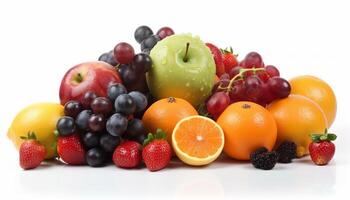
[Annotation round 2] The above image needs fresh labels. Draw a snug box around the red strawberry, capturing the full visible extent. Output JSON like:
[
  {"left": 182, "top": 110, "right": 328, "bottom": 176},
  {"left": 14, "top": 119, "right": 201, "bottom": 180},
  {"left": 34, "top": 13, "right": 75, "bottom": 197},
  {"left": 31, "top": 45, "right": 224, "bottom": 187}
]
[
  {"left": 142, "top": 129, "right": 171, "bottom": 172},
  {"left": 309, "top": 131, "right": 337, "bottom": 166},
  {"left": 19, "top": 132, "right": 46, "bottom": 170},
  {"left": 221, "top": 47, "right": 238, "bottom": 73},
  {"left": 206, "top": 43, "right": 225, "bottom": 77},
  {"left": 57, "top": 134, "right": 86, "bottom": 165},
  {"left": 113, "top": 141, "right": 142, "bottom": 168}
]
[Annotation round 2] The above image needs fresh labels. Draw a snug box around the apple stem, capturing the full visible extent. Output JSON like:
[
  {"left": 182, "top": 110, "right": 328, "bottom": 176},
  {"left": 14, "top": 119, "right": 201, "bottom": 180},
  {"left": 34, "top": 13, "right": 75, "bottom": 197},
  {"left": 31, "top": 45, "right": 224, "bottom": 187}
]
[
  {"left": 76, "top": 73, "right": 83, "bottom": 83},
  {"left": 183, "top": 42, "right": 190, "bottom": 62}
]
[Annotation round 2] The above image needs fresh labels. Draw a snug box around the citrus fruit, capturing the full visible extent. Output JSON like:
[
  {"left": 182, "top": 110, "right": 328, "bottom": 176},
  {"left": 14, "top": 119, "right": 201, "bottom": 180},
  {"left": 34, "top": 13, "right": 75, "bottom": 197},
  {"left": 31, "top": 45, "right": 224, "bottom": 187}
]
[
  {"left": 7, "top": 102, "right": 64, "bottom": 159},
  {"left": 142, "top": 97, "right": 198, "bottom": 144},
  {"left": 267, "top": 94, "right": 328, "bottom": 157},
  {"left": 289, "top": 75, "right": 337, "bottom": 127},
  {"left": 217, "top": 101, "right": 277, "bottom": 160},
  {"left": 172, "top": 115, "right": 224, "bottom": 166}
]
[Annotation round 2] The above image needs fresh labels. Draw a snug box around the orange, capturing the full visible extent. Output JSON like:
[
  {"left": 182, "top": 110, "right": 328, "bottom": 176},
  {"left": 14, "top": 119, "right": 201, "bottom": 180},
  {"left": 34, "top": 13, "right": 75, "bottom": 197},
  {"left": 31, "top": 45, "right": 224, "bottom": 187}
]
[
  {"left": 217, "top": 101, "right": 277, "bottom": 160},
  {"left": 142, "top": 97, "right": 198, "bottom": 144},
  {"left": 267, "top": 94, "right": 328, "bottom": 157},
  {"left": 172, "top": 116, "right": 224, "bottom": 166},
  {"left": 289, "top": 75, "right": 337, "bottom": 127}
]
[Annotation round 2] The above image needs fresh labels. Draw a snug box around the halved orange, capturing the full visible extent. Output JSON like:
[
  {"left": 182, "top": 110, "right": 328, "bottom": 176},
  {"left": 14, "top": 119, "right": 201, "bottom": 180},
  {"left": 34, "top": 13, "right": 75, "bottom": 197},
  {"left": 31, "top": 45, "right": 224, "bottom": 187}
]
[{"left": 172, "top": 116, "right": 224, "bottom": 166}]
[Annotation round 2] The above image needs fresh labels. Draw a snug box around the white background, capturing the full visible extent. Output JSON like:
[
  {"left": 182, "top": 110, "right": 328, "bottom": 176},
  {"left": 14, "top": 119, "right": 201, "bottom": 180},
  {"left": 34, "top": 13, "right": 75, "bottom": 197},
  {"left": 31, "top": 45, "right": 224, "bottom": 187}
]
[{"left": 0, "top": 0, "right": 349, "bottom": 199}]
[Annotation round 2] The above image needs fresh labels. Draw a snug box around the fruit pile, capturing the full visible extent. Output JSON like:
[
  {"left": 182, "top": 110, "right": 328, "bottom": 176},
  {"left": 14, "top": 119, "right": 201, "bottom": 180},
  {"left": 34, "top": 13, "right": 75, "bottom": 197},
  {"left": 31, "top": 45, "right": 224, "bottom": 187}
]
[{"left": 8, "top": 25, "right": 338, "bottom": 171}]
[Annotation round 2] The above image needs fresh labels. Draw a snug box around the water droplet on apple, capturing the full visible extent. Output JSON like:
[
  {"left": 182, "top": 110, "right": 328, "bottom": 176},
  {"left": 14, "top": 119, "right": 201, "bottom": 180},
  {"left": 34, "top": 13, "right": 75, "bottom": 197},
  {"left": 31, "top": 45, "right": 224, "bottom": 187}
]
[{"left": 161, "top": 59, "right": 167, "bottom": 65}]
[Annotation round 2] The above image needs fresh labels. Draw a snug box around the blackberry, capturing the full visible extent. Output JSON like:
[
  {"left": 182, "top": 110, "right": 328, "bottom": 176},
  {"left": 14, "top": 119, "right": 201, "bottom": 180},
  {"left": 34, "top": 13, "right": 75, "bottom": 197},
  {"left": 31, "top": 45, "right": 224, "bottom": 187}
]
[
  {"left": 276, "top": 141, "right": 297, "bottom": 163},
  {"left": 250, "top": 147, "right": 278, "bottom": 170}
]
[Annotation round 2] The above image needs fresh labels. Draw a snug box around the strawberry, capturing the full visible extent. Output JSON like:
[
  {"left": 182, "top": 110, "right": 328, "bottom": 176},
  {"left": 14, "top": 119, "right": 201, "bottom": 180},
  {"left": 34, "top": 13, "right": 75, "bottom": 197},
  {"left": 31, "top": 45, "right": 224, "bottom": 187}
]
[
  {"left": 206, "top": 43, "right": 225, "bottom": 77},
  {"left": 19, "top": 132, "right": 46, "bottom": 170},
  {"left": 113, "top": 141, "right": 142, "bottom": 168},
  {"left": 57, "top": 134, "right": 86, "bottom": 165},
  {"left": 221, "top": 47, "right": 238, "bottom": 73},
  {"left": 309, "top": 130, "right": 337, "bottom": 166},
  {"left": 142, "top": 129, "right": 171, "bottom": 172}
]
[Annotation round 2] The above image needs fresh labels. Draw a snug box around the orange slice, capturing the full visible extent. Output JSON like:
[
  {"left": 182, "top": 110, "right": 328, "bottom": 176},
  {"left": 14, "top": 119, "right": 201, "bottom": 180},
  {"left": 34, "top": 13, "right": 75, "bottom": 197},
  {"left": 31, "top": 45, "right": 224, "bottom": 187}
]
[{"left": 172, "top": 115, "right": 224, "bottom": 166}]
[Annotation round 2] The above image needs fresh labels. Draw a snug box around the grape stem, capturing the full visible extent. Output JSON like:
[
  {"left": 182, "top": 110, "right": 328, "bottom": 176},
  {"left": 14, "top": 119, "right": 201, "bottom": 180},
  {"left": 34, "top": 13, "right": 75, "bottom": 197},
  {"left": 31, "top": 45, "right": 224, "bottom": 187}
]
[{"left": 219, "top": 67, "right": 265, "bottom": 92}]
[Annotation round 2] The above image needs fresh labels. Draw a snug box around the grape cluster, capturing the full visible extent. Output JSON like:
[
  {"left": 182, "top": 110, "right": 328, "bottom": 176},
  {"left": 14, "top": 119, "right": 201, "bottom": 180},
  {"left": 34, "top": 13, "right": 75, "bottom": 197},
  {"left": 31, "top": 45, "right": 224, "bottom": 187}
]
[
  {"left": 207, "top": 52, "right": 291, "bottom": 118},
  {"left": 56, "top": 83, "right": 148, "bottom": 167}
]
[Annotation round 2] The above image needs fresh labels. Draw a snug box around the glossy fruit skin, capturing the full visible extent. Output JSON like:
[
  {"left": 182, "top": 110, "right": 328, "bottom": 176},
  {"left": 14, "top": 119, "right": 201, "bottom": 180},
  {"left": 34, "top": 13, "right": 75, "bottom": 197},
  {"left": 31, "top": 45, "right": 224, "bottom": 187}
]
[
  {"left": 134, "top": 25, "right": 153, "bottom": 44},
  {"left": 82, "top": 132, "right": 100, "bottom": 149},
  {"left": 128, "top": 91, "right": 148, "bottom": 113},
  {"left": 114, "top": 94, "right": 136, "bottom": 115},
  {"left": 206, "top": 92, "right": 230, "bottom": 117},
  {"left": 8, "top": 103, "right": 64, "bottom": 159},
  {"left": 132, "top": 53, "right": 152, "bottom": 73},
  {"left": 100, "top": 134, "right": 121, "bottom": 152},
  {"left": 57, "top": 134, "right": 86, "bottom": 165},
  {"left": 75, "top": 110, "right": 93, "bottom": 130},
  {"left": 118, "top": 65, "right": 138, "bottom": 85},
  {"left": 126, "top": 119, "right": 146, "bottom": 137},
  {"left": 98, "top": 51, "right": 118, "bottom": 66},
  {"left": 19, "top": 140, "right": 46, "bottom": 170},
  {"left": 143, "top": 140, "right": 171, "bottom": 171},
  {"left": 222, "top": 53, "right": 238, "bottom": 73},
  {"left": 56, "top": 116, "right": 76, "bottom": 136},
  {"left": 142, "top": 97, "right": 198, "bottom": 144},
  {"left": 107, "top": 83, "right": 127, "bottom": 102},
  {"left": 206, "top": 43, "right": 225, "bottom": 77},
  {"left": 267, "top": 77, "right": 291, "bottom": 98},
  {"left": 242, "top": 52, "right": 264, "bottom": 68},
  {"left": 64, "top": 100, "right": 83, "bottom": 118},
  {"left": 289, "top": 75, "right": 337, "bottom": 127},
  {"left": 81, "top": 91, "right": 98, "bottom": 109},
  {"left": 106, "top": 113, "right": 128, "bottom": 137},
  {"left": 156, "top": 27, "right": 174, "bottom": 40},
  {"left": 265, "top": 65, "right": 280, "bottom": 77},
  {"left": 88, "top": 114, "right": 106, "bottom": 132},
  {"left": 114, "top": 42, "right": 135, "bottom": 64},
  {"left": 86, "top": 147, "right": 106, "bottom": 167},
  {"left": 217, "top": 101, "right": 277, "bottom": 160},
  {"left": 267, "top": 95, "right": 328, "bottom": 157},
  {"left": 309, "top": 141, "right": 335, "bottom": 165},
  {"left": 59, "top": 61, "right": 122, "bottom": 106},
  {"left": 91, "top": 97, "right": 113, "bottom": 116},
  {"left": 141, "top": 35, "right": 160, "bottom": 51},
  {"left": 113, "top": 141, "right": 142, "bottom": 168}
]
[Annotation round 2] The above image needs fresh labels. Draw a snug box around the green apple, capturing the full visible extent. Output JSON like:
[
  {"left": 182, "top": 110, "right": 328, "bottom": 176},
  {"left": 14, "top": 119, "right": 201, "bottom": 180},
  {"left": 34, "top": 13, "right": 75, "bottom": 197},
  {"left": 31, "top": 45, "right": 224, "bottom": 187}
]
[{"left": 147, "top": 34, "right": 216, "bottom": 106}]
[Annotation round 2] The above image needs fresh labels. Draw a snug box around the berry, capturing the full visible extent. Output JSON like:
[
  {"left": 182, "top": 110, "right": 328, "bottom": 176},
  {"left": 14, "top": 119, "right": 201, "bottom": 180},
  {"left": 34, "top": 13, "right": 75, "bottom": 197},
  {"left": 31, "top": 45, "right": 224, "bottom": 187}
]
[
  {"left": 114, "top": 42, "right": 135, "bottom": 64},
  {"left": 221, "top": 47, "right": 238, "bottom": 73},
  {"left": 265, "top": 65, "right": 280, "bottom": 77},
  {"left": 156, "top": 27, "right": 174, "bottom": 40},
  {"left": 107, "top": 83, "right": 127, "bottom": 102},
  {"left": 276, "top": 141, "right": 297, "bottom": 163},
  {"left": 56, "top": 116, "right": 76, "bottom": 136},
  {"left": 134, "top": 25, "right": 153, "bottom": 44},
  {"left": 57, "top": 134, "right": 86, "bottom": 165},
  {"left": 128, "top": 91, "right": 148, "bottom": 113},
  {"left": 206, "top": 92, "right": 230, "bottom": 116},
  {"left": 206, "top": 43, "right": 225, "bottom": 77},
  {"left": 142, "top": 129, "right": 172, "bottom": 172},
  {"left": 113, "top": 141, "right": 142, "bottom": 168},
  {"left": 132, "top": 53, "right": 152, "bottom": 73},
  {"left": 64, "top": 100, "right": 82, "bottom": 118},
  {"left": 309, "top": 132, "right": 337, "bottom": 165},
  {"left": 100, "top": 134, "right": 121, "bottom": 152},
  {"left": 106, "top": 113, "right": 128, "bottom": 137},
  {"left": 88, "top": 114, "right": 106, "bottom": 132},
  {"left": 98, "top": 51, "right": 118, "bottom": 66},
  {"left": 114, "top": 94, "right": 136, "bottom": 115},
  {"left": 82, "top": 132, "right": 100, "bottom": 149},
  {"left": 243, "top": 52, "right": 264, "bottom": 68},
  {"left": 86, "top": 147, "right": 106, "bottom": 167},
  {"left": 19, "top": 132, "right": 46, "bottom": 170},
  {"left": 245, "top": 75, "right": 263, "bottom": 99},
  {"left": 81, "top": 91, "right": 98, "bottom": 109},
  {"left": 141, "top": 35, "right": 160, "bottom": 51},
  {"left": 228, "top": 66, "right": 242, "bottom": 79},
  {"left": 119, "top": 64, "right": 138, "bottom": 84},
  {"left": 75, "top": 110, "right": 93, "bottom": 130},
  {"left": 267, "top": 77, "right": 291, "bottom": 98},
  {"left": 126, "top": 119, "right": 146, "bottom": 137},
  {"left": 91, "top": 97, "right": 113, "bottom": 116},
  {"left": 250, "top": 147, "right": 278, "bottom": 170}
]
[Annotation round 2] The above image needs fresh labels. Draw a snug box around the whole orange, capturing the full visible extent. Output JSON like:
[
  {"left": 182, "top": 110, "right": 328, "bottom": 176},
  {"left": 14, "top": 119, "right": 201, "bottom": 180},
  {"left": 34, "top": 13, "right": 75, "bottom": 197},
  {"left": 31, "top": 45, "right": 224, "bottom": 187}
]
[
  {"left": 267, "top": 94, "right": 328, "bottom": 157},
  {"left": 289, "top": 75, "right": 337, "bottom": 127},
  {"left": 142, "top": 97, "right": 198, "bottom": 144},
  {"left": 217, "top": 101, "right": 277, "bottom": 160}
]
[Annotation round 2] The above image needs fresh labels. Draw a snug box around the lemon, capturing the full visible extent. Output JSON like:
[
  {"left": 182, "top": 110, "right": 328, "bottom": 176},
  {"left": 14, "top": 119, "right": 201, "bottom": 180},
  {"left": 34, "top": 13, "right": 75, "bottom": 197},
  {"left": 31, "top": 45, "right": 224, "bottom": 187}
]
[{"left": 7, "top": 102, "right": 64, "bottom": 159}]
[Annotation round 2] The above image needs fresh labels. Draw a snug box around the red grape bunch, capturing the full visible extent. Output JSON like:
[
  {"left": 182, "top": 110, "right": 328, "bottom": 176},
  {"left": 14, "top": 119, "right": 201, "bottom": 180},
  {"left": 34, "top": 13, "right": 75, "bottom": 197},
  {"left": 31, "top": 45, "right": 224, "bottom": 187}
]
[{"left": 207, "top": 52, "right": 291, "bottom": 119}]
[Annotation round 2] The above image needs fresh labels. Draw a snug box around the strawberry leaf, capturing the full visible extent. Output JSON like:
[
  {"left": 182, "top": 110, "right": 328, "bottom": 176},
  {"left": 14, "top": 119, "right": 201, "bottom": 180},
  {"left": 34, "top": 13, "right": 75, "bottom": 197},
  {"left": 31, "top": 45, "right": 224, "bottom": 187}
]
[{"left": 143, "top": 129, "right": 167, "bottom": 147}]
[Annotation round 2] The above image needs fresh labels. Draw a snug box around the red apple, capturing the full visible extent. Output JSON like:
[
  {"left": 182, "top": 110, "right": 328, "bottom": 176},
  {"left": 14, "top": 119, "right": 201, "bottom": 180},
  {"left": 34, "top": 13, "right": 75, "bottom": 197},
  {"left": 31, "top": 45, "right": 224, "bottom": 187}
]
[{"left": 59, "top": 61, "right": 122, "bottom": 105}]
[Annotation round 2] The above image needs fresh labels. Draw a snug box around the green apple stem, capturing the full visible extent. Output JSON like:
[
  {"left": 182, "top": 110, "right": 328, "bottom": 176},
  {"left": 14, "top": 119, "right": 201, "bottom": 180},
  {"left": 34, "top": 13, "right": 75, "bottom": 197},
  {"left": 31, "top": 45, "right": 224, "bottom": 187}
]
[{"left": 183, "top": 42, "right": 190, "bottom": 62}]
